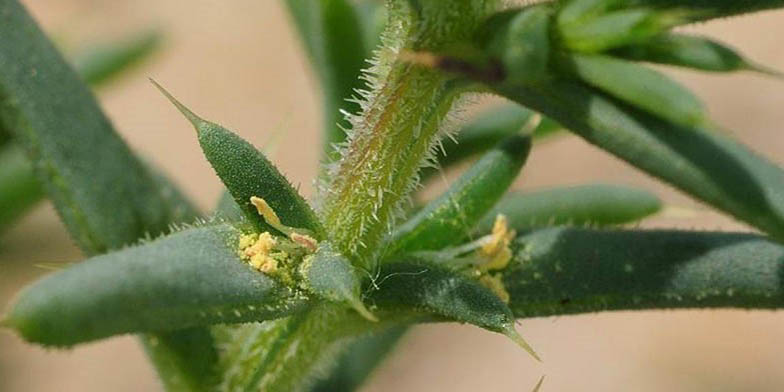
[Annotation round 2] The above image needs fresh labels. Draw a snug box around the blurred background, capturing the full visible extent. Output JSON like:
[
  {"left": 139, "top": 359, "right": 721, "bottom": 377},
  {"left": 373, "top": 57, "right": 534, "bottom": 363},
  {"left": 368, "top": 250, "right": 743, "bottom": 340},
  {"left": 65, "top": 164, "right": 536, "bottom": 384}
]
[{"left": 1, "top": 1, "right": 784, "bottom": 391}]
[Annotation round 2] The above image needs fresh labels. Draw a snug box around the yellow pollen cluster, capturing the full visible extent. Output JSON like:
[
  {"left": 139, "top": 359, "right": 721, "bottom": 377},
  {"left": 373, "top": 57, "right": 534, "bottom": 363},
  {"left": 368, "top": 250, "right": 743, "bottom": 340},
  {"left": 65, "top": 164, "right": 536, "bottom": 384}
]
[
  {"left": 479, "top": 215, "right": 516, "bottom": 271},
  {"left": 238, "top": 232, "right": 279, "bottom": 273}
]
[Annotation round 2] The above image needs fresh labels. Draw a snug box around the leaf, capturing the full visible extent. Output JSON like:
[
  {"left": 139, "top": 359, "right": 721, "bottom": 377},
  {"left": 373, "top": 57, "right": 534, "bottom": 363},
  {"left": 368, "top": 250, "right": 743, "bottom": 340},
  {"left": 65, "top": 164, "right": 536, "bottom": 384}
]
[
  {"left": 309, "top": 325, "right": 408, "bottom": 392},
  {"left": 557, "top": 0, "right": 625, "bottom": 27},
  {"left": 505, "top": 227, "right": 784, "bottom": 318},
  {"left": 369, "top": 260, "right": 539, "bottom": 360},
  {"left": 558, "top": 8, "right": 683, "bottom": 52},
  {"left": 474, "top": 184, "right": 661, "bottom": 234},
  {"left": 627, "top": 0, "right": 784, "bottom": 21},
  {"left": 493, "top": 79, "right": 784, "bottom": 243},
  {"left": 612, "top": 33, "right": 781, "bottom": 75},
  {"left": 0, "top": 145, "right": 43, "bottom": 232},
  {"left": 302, "top": 243, "right": 377, "bottom": 321},
  {"left": 141, "top": 328, "right": 219, "bottom": 392},
  {"left": 71, "top": 28, "right": 162, "bottom": 86},
  {"left": 2, "top": 224, "right": 306, "bottom": 347},
  {"left": 0, "top": 0, "right": 176, "bottom": 254},
  {"left": 561, "top": 53, "right": 705, "bottom": 127},
  {"left": 389, "top": 135, "right": 531, "bottom": 254},
  {"left": 484, "top": 5, "right": 552, "bottom": 85},
  {"left": 153, "top": 81, "right": 323, "bottom": 238},
  {"left": 422, "top": 104, "right": 561, "bottom": 181},
  {"left": 214, "top": 189, "right": 245, "bottom": 223},
  {"left": 282, "top": 0, "right": 369, "bottom": 160}
]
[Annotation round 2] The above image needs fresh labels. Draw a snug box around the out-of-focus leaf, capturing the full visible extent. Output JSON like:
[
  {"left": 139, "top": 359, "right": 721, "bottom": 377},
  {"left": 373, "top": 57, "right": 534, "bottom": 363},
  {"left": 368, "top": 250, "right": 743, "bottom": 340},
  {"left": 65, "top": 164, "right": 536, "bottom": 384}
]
[
  {"left": 153, "top": 82, "right": 323, "bottom": 238},
  {"left": 559, "top": 8, "right": 683, "bottom": 52},
  {"left": 493, "top": 79, "right": 784, "bottom": 243},
  {"left": 506, "top": 227, "right": 784, "bottom": 317},
  {"left": 214, "top": 190, "right": 245, "bottom": 223},
  {"left": 282, "top": 0, "right": 369, "bottom": 160},
  {"left": 0, "top": 0, "right": 176, "bottom": 254},
  {"left": 561, "top": 53, "right": 705, "bottom": 126},
  {"left": 390, "top": 135, "right": 531, "bottom": 254},
  {"left": 0, "top": 145, "right": 43, "bottom": 232},
  {"left": 3, "top": 224, "right": 306, "bottom": 347},
  {"left": 72, "top": 29, "right": 162, "bottom": 86},
  {"left": 309, "top": 325, "right": 408, "bottom": 392},
  {"left": 627, "top": 0, "right": 784, "bottom": 21},
  {"left": 369, "top": 261, "right": 539, "bottom": 360},
  {"left": 474, "top": 184, "right": 661, "bottom": 234},
  {"left": 612, "top": 33, "right": 780, "bottom": 74},
  {"left": 484, "top": 5, "right": 551, "bottom": 85}
]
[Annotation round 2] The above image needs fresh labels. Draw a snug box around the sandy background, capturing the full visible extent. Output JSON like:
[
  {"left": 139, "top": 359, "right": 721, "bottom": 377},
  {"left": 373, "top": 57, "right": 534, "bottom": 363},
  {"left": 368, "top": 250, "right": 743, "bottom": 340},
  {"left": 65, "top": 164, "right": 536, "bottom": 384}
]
[{"left": 1, "top": 1, "right": 784, "bottom": 391}]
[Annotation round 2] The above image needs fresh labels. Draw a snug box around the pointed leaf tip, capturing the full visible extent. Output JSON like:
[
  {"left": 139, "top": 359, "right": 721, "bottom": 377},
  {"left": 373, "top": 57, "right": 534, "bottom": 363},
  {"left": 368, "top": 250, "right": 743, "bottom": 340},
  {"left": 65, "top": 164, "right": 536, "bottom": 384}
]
[
  {"left": 149, "top": 78, "right": 204, "bottom": 128},
  {"left": 532, "top": 376, "right": 545, "bottom": 392},
  {"left": 504, "top": 325, "right": 541, "bottom": 362},
  {"left": 348, "top": 296, "right": 378, "bottom": 322}
]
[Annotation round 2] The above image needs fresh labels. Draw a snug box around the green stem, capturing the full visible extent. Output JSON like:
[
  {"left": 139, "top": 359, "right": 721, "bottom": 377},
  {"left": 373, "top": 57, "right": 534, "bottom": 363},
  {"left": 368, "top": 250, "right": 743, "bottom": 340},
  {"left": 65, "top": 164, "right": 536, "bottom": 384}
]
[{"left": 321, "top": 0, "right": 500, "bottom": 268}]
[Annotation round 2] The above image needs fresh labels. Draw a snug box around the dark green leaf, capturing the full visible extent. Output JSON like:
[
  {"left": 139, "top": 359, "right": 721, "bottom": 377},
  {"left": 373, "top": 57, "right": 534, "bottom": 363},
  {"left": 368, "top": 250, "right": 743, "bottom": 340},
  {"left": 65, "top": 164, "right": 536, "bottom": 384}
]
[
  {"left": 214, "top": 189, "right": 245, "bottom": 223},
  {"left": 612, "top": 33, "right": 780, "bottom": 74},
  {"left": 0, "top": 145, "right": 43, "bottom": 232},
  {"left": 309, "top": 325, "right": 408, "bottom": 392},
  {"left": 560, "top": 53, "right": 705, "bottom": 126},
  {"left": 627, "top": 0, "right": 784, "bottom": 21},
  {"left": 475, "top": 184, "right": 661, "bottom": 234},
  {"left": 506, "top": 227, "right": 784, "bottom": 317},
  {"left": 494, "top": 79, "right": 784, "bottom": 242},
  {"left": 485, "top": 5, "right": 552, "bottom": 85},
  {"left": 390, "top": 135, "right": 531, "bottom": 254},
  {"left": 153, "top": 82, "right": 323, "bottom": 238},
  {"left": 3, "top": 224, "right": 306, "bottom": 347},
  {"left": 141, "top": 328, "right": 219, "bottom": 392},
  {"left": 0, "top": 0, "right": 176, "bottom": 254},
  {"left": 369, "top": 261, "right": 538, "bottom": 359},
  {"left": 282, "top": 0, "right": 369, "bottom": 160},
  {"left": 72, "top": 28, "right": 162, "bottom": 86}
]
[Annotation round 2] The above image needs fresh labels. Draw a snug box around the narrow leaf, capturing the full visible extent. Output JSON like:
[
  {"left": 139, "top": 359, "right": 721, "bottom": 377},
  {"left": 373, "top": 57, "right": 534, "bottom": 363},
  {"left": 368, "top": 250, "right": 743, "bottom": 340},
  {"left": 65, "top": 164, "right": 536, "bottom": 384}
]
[
  {"left": 559, "top": 8, "right": 683, "bottom": 52},
  {"left": 302, "top": 243, "right": 377, "bottom": 321},
  {"left": 485, "top": 5, "right": 552, "bottom": 85},
  {"left": 475, "top": 184, "right": 661, "bottom": 234},
  {"left": 627, "top": 0, "right": 784, "bottom": 21},
  {"left": 506, "top": 227, "right": 784, "bottom": 317},
  {"left": 72, "top": 28, "right": 162, "bottom": 86},
  {"left": 0, "top": 145, "right": 43, "bottom": 232},
  {"left": 0, "top": 0, "right": 175, "bottom": 254},
  {"left": 369, "top": 261, "right": 539, "bottom": 360},
  {"left": 282, "top": 0, "right": 369, "bottom": 160},
  {"left": 309, "top": 325, "right": 408, "bottom": 392},
  {"left": 612, "top": 33, "right": 781, "bottom": 75},
  {"left": 141, "top": 328, "right": 219, "bottom": 392},
  {"left": 493, "top": 79, "right": 784, "bottom": 242},
  {"left": 3, "top": 224, "right": 306, "bottom": 347},
  {"left": 390, "top": 135, "right": 532, "bottom": 254},
  {"left": 562, "top": 53, "right": 705, "bottom": 126},
  {"left": 153, "top": 81, "right": 323, "bottom": 237},
  {"left": 557, "top": 0, "right": 624, "bottom": 26}
]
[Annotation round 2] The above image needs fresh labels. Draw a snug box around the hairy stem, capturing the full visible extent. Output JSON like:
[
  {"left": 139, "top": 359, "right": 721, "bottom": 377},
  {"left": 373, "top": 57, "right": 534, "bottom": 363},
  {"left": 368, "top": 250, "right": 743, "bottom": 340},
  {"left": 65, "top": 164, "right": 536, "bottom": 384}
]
[{"left": 321, "top": 0, "right": 500, "bottom": 268}]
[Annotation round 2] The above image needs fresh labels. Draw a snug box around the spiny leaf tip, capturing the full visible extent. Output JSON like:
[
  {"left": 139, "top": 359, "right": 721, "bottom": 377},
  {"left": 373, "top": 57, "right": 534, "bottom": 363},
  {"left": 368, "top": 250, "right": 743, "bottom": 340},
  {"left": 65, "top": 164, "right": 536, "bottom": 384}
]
[{"left": 149, "top": 78, "right": 205, "bottom": 128}]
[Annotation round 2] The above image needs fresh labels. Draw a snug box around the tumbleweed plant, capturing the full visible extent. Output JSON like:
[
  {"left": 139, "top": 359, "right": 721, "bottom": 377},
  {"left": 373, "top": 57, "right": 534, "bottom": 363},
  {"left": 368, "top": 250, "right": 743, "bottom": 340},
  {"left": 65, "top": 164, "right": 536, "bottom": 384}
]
[{"left": 3, "top": 0, "right": 784, "bottom": 390}]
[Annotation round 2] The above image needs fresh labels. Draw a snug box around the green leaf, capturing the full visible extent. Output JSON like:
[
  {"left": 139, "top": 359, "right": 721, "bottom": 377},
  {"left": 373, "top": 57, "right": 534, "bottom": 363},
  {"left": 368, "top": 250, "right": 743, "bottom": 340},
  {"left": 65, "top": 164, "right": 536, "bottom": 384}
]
[
  {"left": 3, "top": 224, "right": 306, "bottom": 347},
  {"left": 389, "top": 134, "right": 531, "bottom": 254},
  {"left": 309, "top": 325, "right": 408, "bottom": 392},
  {"left": 493, "top": 79, "right": 784, "bottom": 243},
  {"left": 140, "top": 328, "right": 219, "bottom": 392},
  {"left": 558, "top": 8, "right": 683, "bottom": 52},
  {"left": 557, "top": 0, "right": 625, "bottom": 26},
  {"left": 560, "top": 53, "right": 706, "bottom": 126},
  {"left": 484, "top": 5, "right": 552, "bottom": 85},
  {"left": 71, "top": 28, "right": 162, "bottom": 86},
  {"left": 153, "top": 81, "right": 323, "bottom": 238},
  {"left": 0, "top": 145, "right": 43, "bottom": 232},
  {"left": 0, "top": 0, "right": 176, "bottom": 254},
  {"left": 422, "top": 104, "right": 561, "bottom": 181},
  {"left": 506, "top": 227, "right": 784, "bottom": 317},
  {"left": 627, "top": 0, "right": 784, "bottom": 20},
  {"left": 282, "top": 0, "right": 369, "bottom": 160},
  {"left": 612, "top": 33, "right": 780, "bottom": 74},
  {"left": 214, "top": 189, "right": 245, "bottom": 223},
  {"left": 369, "top": 260, "right": 538, "bottom": 360},
  {"left": 301, "top": 243, "right": 377, "bottom": 321},
  {"left": 475, "top": 184, "right": 661, "bottom": 234}
]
